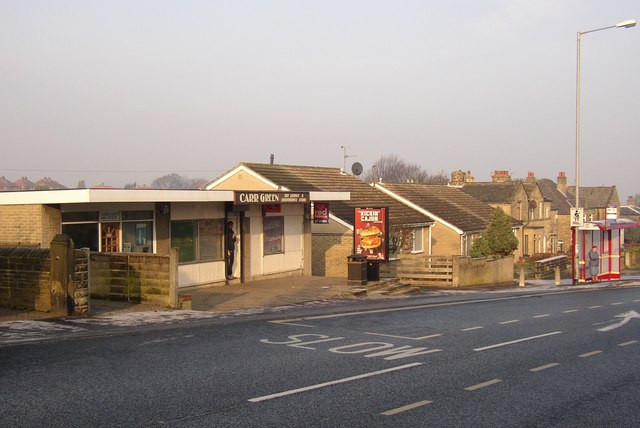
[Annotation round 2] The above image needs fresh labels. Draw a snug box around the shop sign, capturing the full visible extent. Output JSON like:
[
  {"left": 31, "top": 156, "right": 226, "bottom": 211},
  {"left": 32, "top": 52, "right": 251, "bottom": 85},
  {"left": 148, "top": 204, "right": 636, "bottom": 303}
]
[
  {"left": 100, "top": 211, "right": 121, "bottom": 222},
  {"left": 235, "top": 191, "right": 309, "bottom": 204},
  {"left": 354, "top": 207, "right": 389, "bottom": 261},
  {"left": 313, "top": 202, "right": 329, "bottom": 224}
]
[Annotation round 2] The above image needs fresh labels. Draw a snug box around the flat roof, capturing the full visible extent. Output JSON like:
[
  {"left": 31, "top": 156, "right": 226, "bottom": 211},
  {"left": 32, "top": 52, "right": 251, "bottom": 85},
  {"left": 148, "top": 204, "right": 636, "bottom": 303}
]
[{"left": 0, "top": 189, "right": 350, "bottom": 205}]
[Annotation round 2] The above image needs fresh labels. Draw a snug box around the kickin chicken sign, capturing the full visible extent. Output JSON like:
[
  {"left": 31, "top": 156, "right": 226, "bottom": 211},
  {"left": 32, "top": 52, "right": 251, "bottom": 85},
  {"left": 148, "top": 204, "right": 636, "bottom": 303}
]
[{"left": 354, "top": 207, "right": 389, "bottom": 261}]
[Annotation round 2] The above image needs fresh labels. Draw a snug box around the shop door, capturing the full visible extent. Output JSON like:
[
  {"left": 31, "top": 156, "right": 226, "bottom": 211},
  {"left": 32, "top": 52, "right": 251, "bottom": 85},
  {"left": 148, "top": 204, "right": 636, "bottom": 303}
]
[{"left": 101, "top": 223, "right": 120, "bottom": 252}]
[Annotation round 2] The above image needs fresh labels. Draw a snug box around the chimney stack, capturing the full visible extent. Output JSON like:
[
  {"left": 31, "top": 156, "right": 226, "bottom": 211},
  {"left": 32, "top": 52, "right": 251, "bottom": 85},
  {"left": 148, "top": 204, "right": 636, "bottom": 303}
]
[
  {"left": 450, "top": 170, "right": 466, "bottom": 187},
  {"left": 526, "top": 171, "right": 536, "bottom": 183},
  {"left": 557, "top": 171, "right": 567, "bottom": 195},
  {"left": 492, "top": 170, "right": 511, "bottom": 183}
]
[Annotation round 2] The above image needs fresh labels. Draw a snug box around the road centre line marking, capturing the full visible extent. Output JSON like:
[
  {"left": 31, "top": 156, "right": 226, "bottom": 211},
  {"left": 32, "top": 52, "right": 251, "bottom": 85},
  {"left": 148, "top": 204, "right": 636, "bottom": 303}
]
[
  {"left": 462, "top": 326, "right": 484, "bottom": 331},
  {"left": 589, "top": 306, "right": 603, "bottom": 309},
  {"left": 382, "top": 400, "right": 433, "bottom": 416},
  {"left": 618, "top": 340, "right": 637, "bottom": 347},
  {"left": 579, "top": 350, "right": 602, "bottom": 358},
  {"left": 611, "top": 302, "right": 625, "bottom": 306},
  {"left": 364, "top": 332, "right": 442, "bottom": 341},
  {"left": 464, "top": 379, "right": 502, "bottom": 391},
  {"left": 270, "top": 292, "right": 581, "bottom": 323},
  {"left": 634, "top": 300, "right": 640, "bottom": 303},
  {"left": 534, "top": 314, "right": 551, "bottom": 318},
  {"left": 563, "top": 309, "right": 579, "bottom": 313},
  {"left": 499, "top": 320, "right": 519, "bottom": 324},
  {"left": 248, "top": 363, "right": 422, "bottom": 403},
  {"left": 529, "top": 363, "right": 560, "bottom": 372},
  {"left": 269, "top": 320, "right": 316, "bottom": 327},
  {"left": 474, "top": 331, "right": 563, "bottom": 352}
]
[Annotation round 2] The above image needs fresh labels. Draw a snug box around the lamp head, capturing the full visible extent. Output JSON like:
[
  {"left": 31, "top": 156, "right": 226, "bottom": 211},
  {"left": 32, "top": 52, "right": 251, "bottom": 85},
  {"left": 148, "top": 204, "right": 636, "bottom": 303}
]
[{"left": 616, "top": 19, "right": 637, "bottom": 28}]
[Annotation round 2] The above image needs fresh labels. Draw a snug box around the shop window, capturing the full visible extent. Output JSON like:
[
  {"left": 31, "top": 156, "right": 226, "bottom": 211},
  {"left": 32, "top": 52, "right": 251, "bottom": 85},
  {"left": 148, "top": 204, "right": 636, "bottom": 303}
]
[
  {"left": 170, "top": 219, "right": 224, "bottom": 263},
  {"left": 171, "top": 221, "right": 196, "bottom": 263},
  {"left": 62, "top": 223, "right": 99, "bottom": 251},
  {"left": 264, "top": 216, "right": 284, "bottom": 255},
  {"left": 199, "top": 219, "right": 224, "bottom": 261},
  {"left": 122, "top": 221, "right": 153, "bottom": 253}
]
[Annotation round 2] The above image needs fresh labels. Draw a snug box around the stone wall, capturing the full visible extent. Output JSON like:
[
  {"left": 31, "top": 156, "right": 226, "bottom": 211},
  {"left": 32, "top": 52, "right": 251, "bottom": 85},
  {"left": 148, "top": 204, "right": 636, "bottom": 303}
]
[
  {"left": 0, "top": 245, "right": 89, "bottom": 315},
  {"left": 90, "top": 252, "right": 177, "bottom": 307},
  {"left": 453, "top": 256, "right": 515, "bottom": 287}
]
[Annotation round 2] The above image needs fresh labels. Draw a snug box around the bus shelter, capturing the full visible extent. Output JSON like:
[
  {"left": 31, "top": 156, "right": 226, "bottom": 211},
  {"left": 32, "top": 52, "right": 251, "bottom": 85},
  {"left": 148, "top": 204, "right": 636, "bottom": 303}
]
[{"left": 573, "top": 219, "right": 640, "bottom": 283}]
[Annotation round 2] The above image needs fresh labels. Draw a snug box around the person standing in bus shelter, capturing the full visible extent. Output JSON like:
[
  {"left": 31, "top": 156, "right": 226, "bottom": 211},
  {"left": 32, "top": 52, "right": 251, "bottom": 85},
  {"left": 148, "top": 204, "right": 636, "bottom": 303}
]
[{"left": 588, "top": 245, "right": 599, "bottom": 282}]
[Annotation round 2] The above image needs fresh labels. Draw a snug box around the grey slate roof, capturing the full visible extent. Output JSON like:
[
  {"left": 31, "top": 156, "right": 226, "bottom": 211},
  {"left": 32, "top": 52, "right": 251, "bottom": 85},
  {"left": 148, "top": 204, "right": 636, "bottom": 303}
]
[
  {"left": 537, "top": 178, "right": 572, "bottom": 215},
  {"left": 459, "top": 182, "right": 522, "bottom": 204},
  {"left": 239, "top": 163, "right": 434, "bottom": 227},
  {"left": 566, "top": 186, "right": 618, "bottom": 209},
  {"left": 375, "top": 182, "right": 497, "bottom": 233}
]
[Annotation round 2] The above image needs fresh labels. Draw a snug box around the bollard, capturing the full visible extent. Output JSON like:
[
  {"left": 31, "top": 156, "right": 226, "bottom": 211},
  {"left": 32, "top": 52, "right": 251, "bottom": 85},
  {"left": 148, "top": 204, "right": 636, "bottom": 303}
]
[
  {"left": 554, "top": 266, "right": 561, "bottom": 286},
  {"left": 519, "top": 266, "right": 525, "bottom": 287}
]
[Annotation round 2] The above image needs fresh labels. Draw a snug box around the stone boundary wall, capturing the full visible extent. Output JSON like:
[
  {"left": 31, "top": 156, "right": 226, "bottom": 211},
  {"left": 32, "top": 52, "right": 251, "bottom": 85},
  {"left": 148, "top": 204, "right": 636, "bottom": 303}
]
[
  {"left": 90, "top": 251, "right": 177, "bottom": 307},
  {"left": 0, "top": 246, "right": 89, "bottom": 314},
  {"left": 453, "top": 256, "right": 515, "bottom": 287}
]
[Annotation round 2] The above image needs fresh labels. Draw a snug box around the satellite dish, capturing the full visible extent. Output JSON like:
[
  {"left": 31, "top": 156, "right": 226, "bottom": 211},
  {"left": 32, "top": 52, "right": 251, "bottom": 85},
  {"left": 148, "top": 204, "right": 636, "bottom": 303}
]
[{"left": 351, "top": 162, "right": 363, "bottom": 176}]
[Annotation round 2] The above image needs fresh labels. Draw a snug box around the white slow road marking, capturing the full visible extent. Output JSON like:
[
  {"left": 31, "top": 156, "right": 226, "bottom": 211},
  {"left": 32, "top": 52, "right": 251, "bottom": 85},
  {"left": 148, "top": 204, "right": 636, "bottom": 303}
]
[
  {"left": 530, "top": 363, "right": 560, "bottom": 372},
  {"left": 499, "top": 320, "right": 520, "bottom": 325},
  {"left": 474, "top": 331, "right": 563, "bottom": 352},
  {"left": 364, "top": 332, "right": 442, "bottom": 341},
  {"left": 248, "top": 363, "right": 422, "bottom": 403},
  {"left": 579, "top": 350, "right": 602, "bottom": 358},
  {"left": 534, "top": 314, "right": 551, "bottom": 318},
  {"left": 589, "top": 306, "right": 603, "bottom": 309},
  {"left": 461, "top": 326, "right": 484, "bottom": 332},
  {"left": 465, "top": 379, "right": 502, "bottom": 391},
  {"left": 563, "top": 309, "right": 579, "bottom": 313},
  {"left": 618, "top": 340, "right": 637, "bottom": 347},
  {"left": 382, "top": 400, "right": 433, "bottom": 416}
]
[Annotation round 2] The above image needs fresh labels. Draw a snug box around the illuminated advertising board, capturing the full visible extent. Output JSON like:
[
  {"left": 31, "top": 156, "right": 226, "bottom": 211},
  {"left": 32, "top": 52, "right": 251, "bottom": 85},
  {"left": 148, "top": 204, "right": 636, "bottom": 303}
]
[{"left": 354, "top": 207, "right": 389, "bottom": 261}]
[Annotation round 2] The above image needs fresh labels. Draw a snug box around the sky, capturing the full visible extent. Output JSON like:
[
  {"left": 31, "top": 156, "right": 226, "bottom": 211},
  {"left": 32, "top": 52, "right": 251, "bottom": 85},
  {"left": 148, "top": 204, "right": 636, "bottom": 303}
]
[{"left": 1, "top": 1, "right": 638, "bottom": 200}]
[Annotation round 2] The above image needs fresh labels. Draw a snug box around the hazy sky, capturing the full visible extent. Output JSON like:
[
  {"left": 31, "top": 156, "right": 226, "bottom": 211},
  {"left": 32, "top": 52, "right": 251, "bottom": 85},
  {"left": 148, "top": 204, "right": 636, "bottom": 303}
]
[{"left": 1, "top": 1, "right": 638, "bottom": 199}]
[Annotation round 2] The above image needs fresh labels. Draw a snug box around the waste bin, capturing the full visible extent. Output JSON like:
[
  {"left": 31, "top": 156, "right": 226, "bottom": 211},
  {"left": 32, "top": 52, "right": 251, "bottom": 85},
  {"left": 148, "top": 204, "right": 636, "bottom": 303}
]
[
  {"left": 367, "top": 261, "right": 380, "bottom": 281},
  {"left": 347, "top": 254, "right": 368, "bottom": 285}
]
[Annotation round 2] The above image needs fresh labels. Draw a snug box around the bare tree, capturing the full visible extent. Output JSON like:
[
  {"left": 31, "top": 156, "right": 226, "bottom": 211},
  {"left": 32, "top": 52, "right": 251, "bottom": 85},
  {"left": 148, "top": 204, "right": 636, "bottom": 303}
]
[
  {"left": 363, "top": 154, "right": 448, "bottom": 184},
  {"left": 151, "top": 173, "right": 208, "bottom": 189}
]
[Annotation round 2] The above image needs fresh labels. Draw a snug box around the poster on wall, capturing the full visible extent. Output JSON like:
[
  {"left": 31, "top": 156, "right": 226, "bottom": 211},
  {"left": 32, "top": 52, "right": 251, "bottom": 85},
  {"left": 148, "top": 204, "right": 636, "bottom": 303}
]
[
  {"left": 354, "top": 207, "right": 389, "bottom": 261},
  {"left": 313, "top": 202, "right": 329, "bottom": 224}
]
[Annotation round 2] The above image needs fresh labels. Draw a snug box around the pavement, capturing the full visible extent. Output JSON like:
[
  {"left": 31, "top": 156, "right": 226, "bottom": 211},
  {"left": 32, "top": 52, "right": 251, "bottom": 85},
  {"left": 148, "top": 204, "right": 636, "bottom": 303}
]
[{"left": 1, "top": 274, "right": 639, "bottom": 345}]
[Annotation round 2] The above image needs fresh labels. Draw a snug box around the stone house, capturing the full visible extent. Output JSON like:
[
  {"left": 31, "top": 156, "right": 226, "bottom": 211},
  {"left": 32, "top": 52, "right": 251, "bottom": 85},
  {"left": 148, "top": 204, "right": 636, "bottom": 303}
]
[
  {"left": 372, "top": 182, "right": 519, "bottom": 256},
  {"left": 205, "top": 163, "right": 435, "bottom": 278}
]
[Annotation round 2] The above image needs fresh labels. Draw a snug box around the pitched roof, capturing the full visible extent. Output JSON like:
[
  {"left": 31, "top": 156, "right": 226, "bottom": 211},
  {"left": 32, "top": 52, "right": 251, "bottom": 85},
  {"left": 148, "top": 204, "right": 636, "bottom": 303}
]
[
  {"left": 537, "top": 178, "right": 572, "bottom": 215},
  {"left": 566, "top": 186, "right": 619, "bottom": 209},
  {"left": 375, "top": 182, "right": 497, "bottom": 233},
  {"left": 13, "top": 177, "right": 36, "bottom": 190},
  {"left": 235, "top": 163, "right": 434, "bottom": 227},
  {"left": 620, "top": 205, "right": 640, "bottom": 218},
  {"left": 34, "top": 177, "right": 67, "bottom": 190},
  {"left": 0, "top": 176, "right": 18, "bottom": 191},
  {"left": 459, "top": 182, "right": 522, "bottom": 204}
]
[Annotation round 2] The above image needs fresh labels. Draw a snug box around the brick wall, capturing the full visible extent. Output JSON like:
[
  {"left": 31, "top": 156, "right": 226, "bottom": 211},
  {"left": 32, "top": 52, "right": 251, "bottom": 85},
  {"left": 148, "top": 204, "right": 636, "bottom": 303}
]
[
  {"left": 0, "top": 204, "right": 61, "bottom": 247},
  {"left": 312, "top": 232, "right": 353, "bottom": 277}
]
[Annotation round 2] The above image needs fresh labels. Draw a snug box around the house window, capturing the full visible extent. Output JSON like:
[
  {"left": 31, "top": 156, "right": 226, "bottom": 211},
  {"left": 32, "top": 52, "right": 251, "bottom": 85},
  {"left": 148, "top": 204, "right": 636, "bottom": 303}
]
[
  {"left": 412, "top": 227, "right": 423, "bottom": 253},
  {"left": 264, "top": 216, "right": 284, "bottom": 255},
  {"left": 171, "top": 219, "right": 224, "bottom": 263}
]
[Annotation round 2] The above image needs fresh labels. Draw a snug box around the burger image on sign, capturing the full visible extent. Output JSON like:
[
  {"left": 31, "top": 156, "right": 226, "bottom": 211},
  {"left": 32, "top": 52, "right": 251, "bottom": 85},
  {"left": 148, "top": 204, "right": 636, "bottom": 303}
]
[{"left": 359, "top": 225, "right": 383, "bottom": 250}]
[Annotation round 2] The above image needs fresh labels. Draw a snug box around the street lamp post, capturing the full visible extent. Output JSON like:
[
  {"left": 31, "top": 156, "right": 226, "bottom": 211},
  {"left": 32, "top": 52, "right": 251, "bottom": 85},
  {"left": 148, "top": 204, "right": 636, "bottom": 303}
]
[{"left": 573, "top": 19, "right": 636, "bottom": 285}]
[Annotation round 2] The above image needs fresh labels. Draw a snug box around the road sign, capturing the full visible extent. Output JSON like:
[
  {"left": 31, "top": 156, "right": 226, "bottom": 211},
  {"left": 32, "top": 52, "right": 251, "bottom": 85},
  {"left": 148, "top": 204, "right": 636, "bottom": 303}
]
[{"left": 570, "top": 207, "right": 584, "bottom": 227}]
